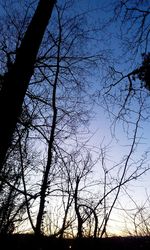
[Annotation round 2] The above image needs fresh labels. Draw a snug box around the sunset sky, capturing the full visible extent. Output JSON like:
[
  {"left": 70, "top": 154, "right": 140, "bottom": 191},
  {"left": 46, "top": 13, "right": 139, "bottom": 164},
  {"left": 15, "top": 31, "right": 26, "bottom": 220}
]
[{"left": 0, "top": 0, "right": 150, "bottom": 236}]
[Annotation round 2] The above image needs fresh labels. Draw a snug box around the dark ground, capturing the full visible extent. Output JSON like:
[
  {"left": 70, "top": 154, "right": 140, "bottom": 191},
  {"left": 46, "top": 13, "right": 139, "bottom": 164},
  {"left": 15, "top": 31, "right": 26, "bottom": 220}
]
[{"left": 0, "top": 234, "right": 150, "bottom": 250}]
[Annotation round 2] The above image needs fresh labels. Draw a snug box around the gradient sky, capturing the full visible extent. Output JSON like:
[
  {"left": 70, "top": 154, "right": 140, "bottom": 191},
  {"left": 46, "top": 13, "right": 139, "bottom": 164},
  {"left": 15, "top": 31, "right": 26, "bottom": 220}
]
[
  {"left": 0, "top": 0, "right": 150, "bottom": 236},
  {"left": 72, "top": 0, "right": 150, "bottom": 235}
]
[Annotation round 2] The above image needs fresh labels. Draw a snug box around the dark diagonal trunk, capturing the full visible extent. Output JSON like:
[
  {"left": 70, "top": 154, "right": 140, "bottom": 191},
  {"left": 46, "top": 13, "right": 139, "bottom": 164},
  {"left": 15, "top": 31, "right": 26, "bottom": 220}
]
[{"left": 0, "top": 0, "right": 56, "bottom": 170}]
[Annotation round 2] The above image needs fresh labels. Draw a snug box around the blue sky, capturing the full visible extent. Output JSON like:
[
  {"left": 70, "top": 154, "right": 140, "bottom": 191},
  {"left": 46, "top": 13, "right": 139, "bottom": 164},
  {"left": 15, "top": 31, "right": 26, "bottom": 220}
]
[
  {"left": 0, "top": 0, "right": 150, "bottom": 236},
  {"left": 70, "top": 0, "right": 150, "bottom": 235}
]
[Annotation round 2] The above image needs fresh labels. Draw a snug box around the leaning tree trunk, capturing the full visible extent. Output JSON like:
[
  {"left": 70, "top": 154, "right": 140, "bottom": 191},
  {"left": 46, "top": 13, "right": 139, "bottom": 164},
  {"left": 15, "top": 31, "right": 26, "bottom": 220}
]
[{"left": 0, "top": 0, "right": 56, "bottom": 170}]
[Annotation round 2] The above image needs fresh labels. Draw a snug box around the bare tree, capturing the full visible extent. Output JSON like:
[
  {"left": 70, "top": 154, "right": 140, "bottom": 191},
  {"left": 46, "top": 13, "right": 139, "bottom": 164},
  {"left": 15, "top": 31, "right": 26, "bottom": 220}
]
[
  {"left": 114, "top": 0, "right": 150, "bottom": 56},
  {"left": 0, "top": 0, "right": 104, "bottom": 235},
  {"left": 1, "top": 0, "right": 149, "bottom": 238},
  {"left": 121, "top": 189, "right": 150, "bottom": 236},
  {"left": 0, "top": 0, "right": 56, "bottom": 169}
]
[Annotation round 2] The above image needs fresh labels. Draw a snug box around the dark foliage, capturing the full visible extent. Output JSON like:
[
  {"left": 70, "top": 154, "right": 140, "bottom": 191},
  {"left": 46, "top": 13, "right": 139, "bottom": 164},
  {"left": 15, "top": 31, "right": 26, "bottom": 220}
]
[{"left": 133, "top": 53, "right": 150, "bottom": 90}]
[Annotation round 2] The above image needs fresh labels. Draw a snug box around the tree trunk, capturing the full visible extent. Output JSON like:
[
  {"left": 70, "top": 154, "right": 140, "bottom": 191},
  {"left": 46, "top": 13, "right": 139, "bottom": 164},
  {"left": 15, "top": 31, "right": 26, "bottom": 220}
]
[
  {"left": 0, "top": 0, "right": 56, "bottom": 170},
  {"left": 74, "top": 177, "right": 83, "bottom": 238},
  {"left": 35, "top": 8, "right": 61, "bottom": 235}
]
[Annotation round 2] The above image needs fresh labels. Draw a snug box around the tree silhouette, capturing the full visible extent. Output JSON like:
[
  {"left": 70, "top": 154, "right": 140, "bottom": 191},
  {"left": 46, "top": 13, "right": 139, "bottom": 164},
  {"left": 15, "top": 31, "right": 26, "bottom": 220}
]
[
  {"left": 132, "top": 53, "right": 150, "bottom": 91},
  {"left": 0, "top": 0, "right": 56, "bottom": 170},
  {"left": 1, "top": 0, "right": 149, "bottom": 238}
]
